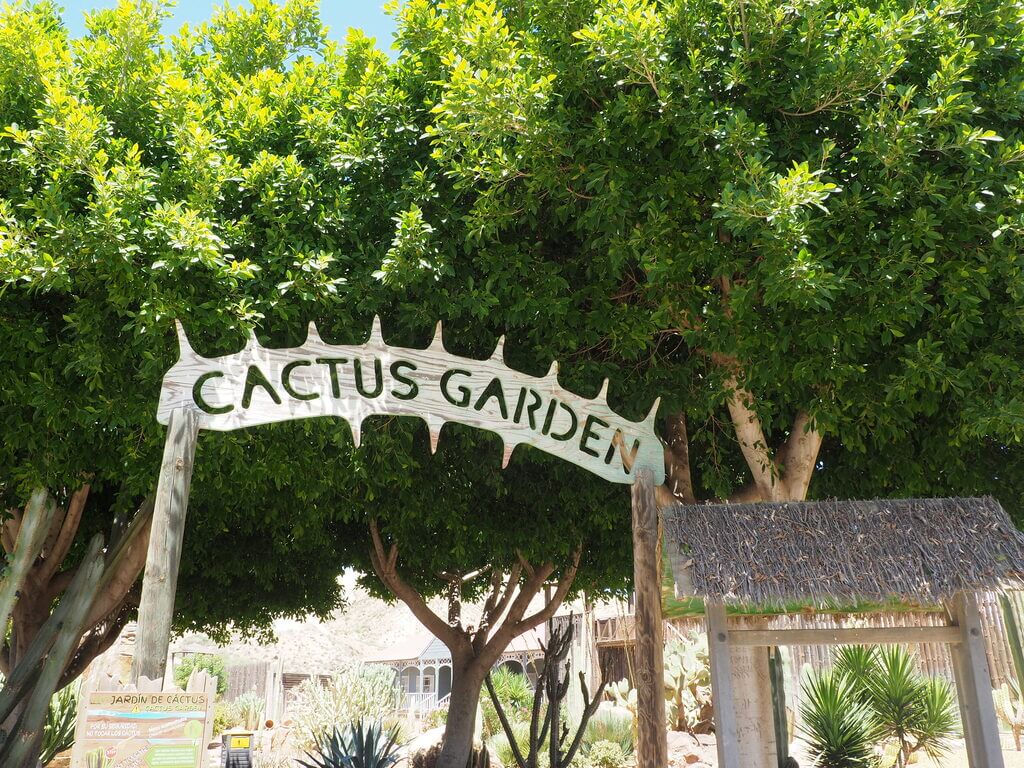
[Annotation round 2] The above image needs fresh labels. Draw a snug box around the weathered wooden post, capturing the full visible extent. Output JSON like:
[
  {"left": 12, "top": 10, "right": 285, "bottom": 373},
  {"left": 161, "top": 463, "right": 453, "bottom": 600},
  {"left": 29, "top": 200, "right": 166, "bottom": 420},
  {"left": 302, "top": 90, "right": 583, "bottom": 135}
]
[
  {"left": 706, "top": 602, "right": 740, "bottom": 768},
  {"left": 631, "top": 468, "right": 668, "bottom": 767},
  {"left": 949, "top": 591, "right": 1006, "bottom": 768},
  {"left": 131, "top": 407, "right": 200, "bottom": 684}
]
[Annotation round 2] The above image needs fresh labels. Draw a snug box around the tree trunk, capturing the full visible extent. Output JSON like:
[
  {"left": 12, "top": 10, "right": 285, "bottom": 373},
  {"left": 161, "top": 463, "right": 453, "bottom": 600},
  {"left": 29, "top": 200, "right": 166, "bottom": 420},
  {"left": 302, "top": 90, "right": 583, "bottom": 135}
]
[{"left": 437, "top": 655, "right": 486, "bottom": 768}]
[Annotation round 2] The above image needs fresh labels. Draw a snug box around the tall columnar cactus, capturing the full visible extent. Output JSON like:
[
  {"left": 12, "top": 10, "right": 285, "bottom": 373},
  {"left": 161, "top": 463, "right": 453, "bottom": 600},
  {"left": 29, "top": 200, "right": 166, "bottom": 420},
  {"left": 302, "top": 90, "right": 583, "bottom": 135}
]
[
  {"left": 485, "top": 620, "right": 606, "bottom": 768},
  {"left": 0, "top": 491, "right": 57, "bottom": 634},
  {"left": 998, "top": 594, "right": 1024, "bottom": 750},
  {"left": 0, "top": 492, "right": 108, "bottom": 768}
]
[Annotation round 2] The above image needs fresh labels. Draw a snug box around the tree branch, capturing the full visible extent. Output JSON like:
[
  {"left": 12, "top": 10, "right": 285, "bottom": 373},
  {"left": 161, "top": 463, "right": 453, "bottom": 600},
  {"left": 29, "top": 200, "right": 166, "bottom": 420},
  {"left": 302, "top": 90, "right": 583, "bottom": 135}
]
[
  {"left": 712, "top": 352, "right": 777, "bottom": 499},
  {"left": 487, "top": 548, "right": 581, "bottom": 659},
  {"left": 657, "top": 413, "right": 696, "bottom": 507},
  {"left": 4, "top": 505, "right": 24, "bottom": 552},
  {"left": 512, "top": 547, "right": 581, "bottom": 634},
  {"left": 776, "top": 410, "right": 822, "bottom": 500},
  {"left": 39, "top": 484, "right": 89, "bottom": 583},
  {"left": 487, "top": 563, "right": 523, "bottom": 629},
  {"left": 503, "top": 558, "right": 555, "bottom": 631},
  {"left": 59, "top": 597, "right": 134, "bottom": 690},
  {"left": 1, "top": 517, "right": 16, "bottom": 554},
  {"left": 368, "top": 520, "right": 464, "bottom": 652},
  {"left": 474, "top": 563, "right": 528, "bottom": 654},
  {"left": 83, "top": 496, "right": 154, "bottom": 631}
]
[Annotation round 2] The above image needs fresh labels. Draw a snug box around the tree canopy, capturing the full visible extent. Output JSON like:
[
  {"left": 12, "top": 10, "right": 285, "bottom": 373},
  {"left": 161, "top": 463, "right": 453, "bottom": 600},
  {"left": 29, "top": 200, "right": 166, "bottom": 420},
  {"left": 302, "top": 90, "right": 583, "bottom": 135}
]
[
  {"left": 1, "top": 0, "right": 1023, "bottom": 645},
  {"left": 0, "top": 0, "right": 634, "bottom": 643}
]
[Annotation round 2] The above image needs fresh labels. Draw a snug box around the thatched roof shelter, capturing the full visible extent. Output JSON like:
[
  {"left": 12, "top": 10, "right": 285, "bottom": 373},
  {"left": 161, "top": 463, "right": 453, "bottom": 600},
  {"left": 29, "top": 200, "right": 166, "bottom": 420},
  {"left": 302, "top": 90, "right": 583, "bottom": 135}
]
[{"left": 663, "top": 497, "right": 1024, "bottom": 606}]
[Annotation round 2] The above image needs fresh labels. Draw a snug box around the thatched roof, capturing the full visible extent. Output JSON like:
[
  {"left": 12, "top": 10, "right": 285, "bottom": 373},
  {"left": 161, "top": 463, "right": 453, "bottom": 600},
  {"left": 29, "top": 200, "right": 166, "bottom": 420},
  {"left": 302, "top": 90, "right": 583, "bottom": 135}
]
[{"left": 663, "top": 497, "right": 1024, "bottom": 607}]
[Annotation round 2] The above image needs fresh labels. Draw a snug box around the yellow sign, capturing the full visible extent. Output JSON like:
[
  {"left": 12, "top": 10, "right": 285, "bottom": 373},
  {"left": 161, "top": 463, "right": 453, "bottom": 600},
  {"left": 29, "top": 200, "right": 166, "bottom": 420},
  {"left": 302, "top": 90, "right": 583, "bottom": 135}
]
[{"left": 229, "top": 736, "right": 250, "bottom": 750}]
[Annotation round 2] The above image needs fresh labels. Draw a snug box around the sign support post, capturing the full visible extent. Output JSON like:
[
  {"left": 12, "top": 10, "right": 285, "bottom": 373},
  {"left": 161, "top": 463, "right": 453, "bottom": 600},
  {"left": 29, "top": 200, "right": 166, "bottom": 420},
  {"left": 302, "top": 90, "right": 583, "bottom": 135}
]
[
  {"left": 131, "top": 407, "right": 200, "bottom": 684},
  {"left": 632, "top": 468, "right": 668, "bottom": 767}
]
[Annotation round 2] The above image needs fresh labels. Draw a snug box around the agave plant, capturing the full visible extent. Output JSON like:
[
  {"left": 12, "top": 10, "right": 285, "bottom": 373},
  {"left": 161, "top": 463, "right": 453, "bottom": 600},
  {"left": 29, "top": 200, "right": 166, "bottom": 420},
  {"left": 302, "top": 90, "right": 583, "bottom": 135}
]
[
  {"left": 862, "top": 646, "right": 958, "bottom": 767},
  {"left": 803, "top": 645, "right": 960, "bottom": 768},
  {"left": 582, "top": 710, "right": 634, "bottom": 757},
  {"left": 799, "top": 669, "right": 880, "bottom": 768},
  {"left": 481, "top": 667, "right": 532, "bottom": 738},
  {"left": 296, "top": 720, "right": 401, "bottom": 768}
]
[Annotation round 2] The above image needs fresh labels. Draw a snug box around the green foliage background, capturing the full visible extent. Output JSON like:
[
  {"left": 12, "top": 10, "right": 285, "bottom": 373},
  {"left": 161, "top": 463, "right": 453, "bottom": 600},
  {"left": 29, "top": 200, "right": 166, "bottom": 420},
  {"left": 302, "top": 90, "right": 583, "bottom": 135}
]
[
  {"left": 172, "top": 653, "right": 228, "bottom": 695},
  {"left": 1, "top": 0, "right": 1022, "bottom": 636}
]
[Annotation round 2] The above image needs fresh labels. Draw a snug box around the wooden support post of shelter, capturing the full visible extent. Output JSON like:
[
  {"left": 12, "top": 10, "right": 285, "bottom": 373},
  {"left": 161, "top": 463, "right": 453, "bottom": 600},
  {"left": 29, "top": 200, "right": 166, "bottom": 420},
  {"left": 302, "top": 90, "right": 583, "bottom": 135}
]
[
  {"left": 949, "top": 590, "right": 1005, "bottom": 768},
  {"left": 663, "top": 497, "right": 1024, "bottom": 768},
  {"left": 131, "top": 407, "right": 199, "bottom": 684},
  {"left": 706, "top": 602, "right": 741, "bottom": 768},
  {"left": 631, "top": 468, "right": 668, "bottom": 768}
]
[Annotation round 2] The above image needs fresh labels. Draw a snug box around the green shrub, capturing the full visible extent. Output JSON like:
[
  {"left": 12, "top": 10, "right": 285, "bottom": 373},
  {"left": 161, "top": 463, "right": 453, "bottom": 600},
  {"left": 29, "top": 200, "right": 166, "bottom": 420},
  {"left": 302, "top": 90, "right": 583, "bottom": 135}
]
[
  {"left": 583, "top": 740, "right": 626, "bottom": 768},
  {"left": 489, "top": 719, "right": 531, "bottom": 767},
  {"left": 582, "top": 710, "right": 633, "bottom": 757},
  {"left": 173, "top": 653, "right": 228, "bottom": 696},
  {"left": 482, "top": 668, "right": 533, "bottom": 739},
  {"left": 422, "top": 707, "right": 448, "bottom": 729},
  {"left": 828, "top": 645, "right": 959, "bottom": 766},
  {"left": 801, "top": 644, "right": 960, "bottom": 768},
  {"left": 214, "top": 701, "right": 241, "bottom": 736},
  {"left": 290, "top": 663, "right": 400, "bottom": 750}
]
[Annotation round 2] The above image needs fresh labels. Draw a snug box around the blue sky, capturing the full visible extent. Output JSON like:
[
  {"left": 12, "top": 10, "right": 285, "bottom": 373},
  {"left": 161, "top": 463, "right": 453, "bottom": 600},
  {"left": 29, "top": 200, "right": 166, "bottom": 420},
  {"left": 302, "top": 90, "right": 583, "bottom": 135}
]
[{"left": 58, "top": 0, "right": 399, "bottom": 49}]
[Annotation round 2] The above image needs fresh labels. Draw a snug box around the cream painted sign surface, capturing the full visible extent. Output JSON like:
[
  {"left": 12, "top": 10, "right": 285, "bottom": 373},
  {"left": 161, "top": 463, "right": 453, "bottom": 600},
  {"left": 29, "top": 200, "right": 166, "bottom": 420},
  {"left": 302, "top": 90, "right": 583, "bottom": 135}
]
[
  {"left": 157, "top": 319, "right": 664, "bottom": 485},
  {"left": 72, "top": 692, "right": 211, "bottom": 768}
]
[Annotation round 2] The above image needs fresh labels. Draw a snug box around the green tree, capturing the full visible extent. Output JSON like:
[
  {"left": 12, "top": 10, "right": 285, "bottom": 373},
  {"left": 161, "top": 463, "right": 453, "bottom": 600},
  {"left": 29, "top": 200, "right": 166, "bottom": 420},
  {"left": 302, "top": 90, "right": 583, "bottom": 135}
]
[
  {"left": 3, "top": 0, "right": 1023, "bottom": 766},
  {"left": 0, "top": 0, "right": 365, "bottom": 720},
  {"left": 0, "top": 5, "right": 631, "bottom": 766},
  {"left": 400, "top": 0, "right": 1024, "bottom": 513},
  {"left": 371, "top": 1, "right": 1024, "bottom": 759},
  {"left": 172, "top": 653, "right": 228, "bottom": 696}
]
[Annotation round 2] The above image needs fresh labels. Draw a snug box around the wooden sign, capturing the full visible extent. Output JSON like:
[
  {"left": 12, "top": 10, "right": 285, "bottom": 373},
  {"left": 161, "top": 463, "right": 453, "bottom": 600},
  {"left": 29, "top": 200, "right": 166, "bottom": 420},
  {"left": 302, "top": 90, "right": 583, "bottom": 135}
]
[
  {"left": 157, "top": 319, "right": 664, "bottom": 485},
  {"left": 71, "top": 691, "right": 212, "bottom": 768}
]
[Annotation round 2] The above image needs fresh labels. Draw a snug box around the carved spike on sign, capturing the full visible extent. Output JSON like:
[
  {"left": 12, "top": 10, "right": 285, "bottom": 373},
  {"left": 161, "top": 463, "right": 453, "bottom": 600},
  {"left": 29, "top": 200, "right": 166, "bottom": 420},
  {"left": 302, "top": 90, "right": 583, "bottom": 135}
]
[
  {"left": 175, "top": 321, "right": 195, "bottom": 360},
  {"left": 645, "top": 396, "right": 662, "bottom": 426},
  {"left": 502, "top": 442, "right": 515, "bottom": 469},
  {"left": 157, "top": 317, "right": 666, "bottom": 485},
  {"left": 306, "top": 321, "right": 323, "bottom": 344},
  {"left": 244, "top": 330, "right": 259, "bottom": 351},
  {"left": 350, "top": 421, "right": 361, "bottom": 449},
  {"left": 429, "top": 321, "right": 445, "bottom": 352},
  {"left": 492, "top": 335, "right": 506, "bottom": 362},
  {"left": 425, "top": 417, "right": 442, "bottom": 454},
  {"left": 369, "top": 315, "right": 384, "bottom": 344},
  {"left": 597, "top": 378, "right": 609, "bottom": 402}
]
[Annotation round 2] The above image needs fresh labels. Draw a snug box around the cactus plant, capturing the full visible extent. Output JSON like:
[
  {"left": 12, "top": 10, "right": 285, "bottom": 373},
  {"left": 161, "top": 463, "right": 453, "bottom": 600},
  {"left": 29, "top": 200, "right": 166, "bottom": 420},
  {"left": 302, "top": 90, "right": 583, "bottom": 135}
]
[
  {"left": 995, "top": 683, "right": 1024, "bottom": 750},
  {"left": 484, "top": 620, "right": 605, "bottom": 768},
  {"left": 663, "top": 632, "right": 712, "bottom": 734},
  {"left": 998, "top": 593, "right": 1024, "bottom": 751},
  {"left": 0, "top": 487, "right": 146, "bottom": 768}
]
